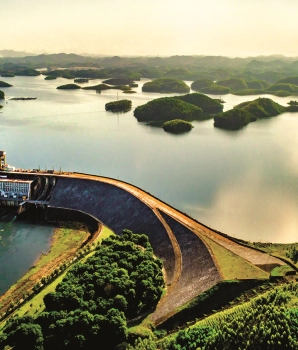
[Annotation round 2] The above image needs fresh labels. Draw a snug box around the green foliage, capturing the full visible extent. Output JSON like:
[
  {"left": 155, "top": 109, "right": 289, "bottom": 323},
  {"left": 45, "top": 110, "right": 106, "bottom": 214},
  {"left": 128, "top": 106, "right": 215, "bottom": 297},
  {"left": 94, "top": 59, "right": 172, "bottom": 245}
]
[
  {"left": 1, "top": 72, "right": 15, "bottom": 77},
  {"left": 286, "top": 246, "right": 298, "bottom": 263},
  {"left": 134, "top": 97, "right": 202, "bottom": 122},
  {"left": 103, "top": 78, "right": 133, "bottom": 85},
  {"left": 45, "top": 70, "right": 75, "bottom": 79},
  {"left": 83, "top": 83, "right": 110, "bottom": 90},
  {"left": 276, "top": 77, "right": 298, "bottom": 86},
  {"left": 214, "top": 108, "right": 256, "bottom": 130},
  {"left": 74, "top": 78, "right": 89, "bottom": 83},
  {"left": 216, "top": 78, "right": 248, "bottom": 92},
  {"left": 233, "top": 89, "right": 266, "bottom": 96},
  {"left": 0, "top": 90, "right": 4, "bottom": 99},
  {"left": 161, "top": 283, "right": 298, "bottom": 350},
  {"left": 0, "top": 81, "right": 12, "bottom": 87},
  {"left": 56, "top": 84, "right": 81, "bottom": 90},
  {"left": 271, "top": 90, "right": 293, "bottom": 97},
  {"left": 246, "top": 80, "right": 270, "bottom": 90},
  {"left": 142, "top": 78, "right": 190, "bottom": 93},
  {"left": 191, "top": 79, "right": 213, "bottom": 91},
  {"left": 266, "top": 83, "right": 298, "bottom": 93},
  {"left": 200, "top": 84, "right": 230, "bottom": 95},
  {"left": 14, "top": 68, "right": 40, "bottom": 76},
  {"left": 44, "top": 76, "right": 57, "bottom": 80},
  {"left": 235, "top": 97, "right": 286, "bottom": 118},
  {"left": 176, "top": 93, "right": 223, "bottom": 114},
  {"left": 105, "top": 99, "right": 132, "bottom": 112},
  {"left": 0, "top": 231, "right": 164, "bottom": 350},
  {"left": 162, "top": 119, "right": 193, "bottom": 133}
]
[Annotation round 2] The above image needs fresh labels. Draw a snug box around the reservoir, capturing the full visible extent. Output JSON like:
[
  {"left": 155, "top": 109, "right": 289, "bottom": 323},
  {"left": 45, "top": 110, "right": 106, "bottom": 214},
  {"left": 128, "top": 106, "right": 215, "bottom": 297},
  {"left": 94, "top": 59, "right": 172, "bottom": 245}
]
[{"left": 0, "top": 74, "right": 298, "bottom": 259}]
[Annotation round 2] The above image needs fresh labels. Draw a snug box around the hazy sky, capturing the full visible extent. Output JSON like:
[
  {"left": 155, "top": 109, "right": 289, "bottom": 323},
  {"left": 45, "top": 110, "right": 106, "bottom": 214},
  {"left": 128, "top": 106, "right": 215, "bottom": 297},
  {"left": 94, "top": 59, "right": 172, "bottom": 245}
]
[{"left": 2, "top": 0, "right": 298, "bottom": 57}]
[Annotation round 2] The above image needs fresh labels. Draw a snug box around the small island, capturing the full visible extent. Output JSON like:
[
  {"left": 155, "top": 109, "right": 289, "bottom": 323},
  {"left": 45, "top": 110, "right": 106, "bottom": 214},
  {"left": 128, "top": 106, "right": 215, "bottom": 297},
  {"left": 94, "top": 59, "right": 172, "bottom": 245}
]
[
  {"left": 134, "top": 97, "right": 202, "bottom": 122},
  {"left": 44, "top": 76, "right": 57, "bottom": 80},
  {"left": 176, "top": 93, "right": 223, "bottom": 114},
  {"left": 10, "top": 97, "right": 37, "bottom": 101},
  {"left": 74, "top": 78, "right": 89, "bottom": 83},
  {"left": 0, "top": 81, "right": 12, "bottom": 87},
  {"left": 102, "top": 78, "right": 133, "bottom": 85},
  {"left": 57, "top": 84, "right": 81, "bottom": 90},
  {"left": 1, "top": 72, "right": 15, "bottom": 77},
  {"left": 105, "top": 99, "right": 132, "bottom": 112},
  {"left": 162, "top": 119, "right": 193, "bottom": 133},
  {"left": 214, "top": 97, "right": 290, "bottom": 130},
  {"left": 142, "top": 78, "right": 190, "bottom": 93},
  {"left": 0, "top": 90, "right": 4, "bottom": 99}
]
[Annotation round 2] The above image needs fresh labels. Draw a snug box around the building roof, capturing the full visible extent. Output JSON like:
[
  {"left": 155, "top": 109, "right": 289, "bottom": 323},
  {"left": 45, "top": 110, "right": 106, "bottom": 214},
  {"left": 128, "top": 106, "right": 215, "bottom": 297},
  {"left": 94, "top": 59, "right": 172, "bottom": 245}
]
[{"left": 0, "top": 179, "right": 33, "bottom": 184}]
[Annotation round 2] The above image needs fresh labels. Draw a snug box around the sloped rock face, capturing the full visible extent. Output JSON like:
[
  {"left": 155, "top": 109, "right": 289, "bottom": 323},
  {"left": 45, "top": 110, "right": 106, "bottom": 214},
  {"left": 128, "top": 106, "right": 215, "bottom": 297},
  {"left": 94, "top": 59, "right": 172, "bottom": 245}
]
[{"left": 49, "top": 177, "right": 176, "bottom": 284}]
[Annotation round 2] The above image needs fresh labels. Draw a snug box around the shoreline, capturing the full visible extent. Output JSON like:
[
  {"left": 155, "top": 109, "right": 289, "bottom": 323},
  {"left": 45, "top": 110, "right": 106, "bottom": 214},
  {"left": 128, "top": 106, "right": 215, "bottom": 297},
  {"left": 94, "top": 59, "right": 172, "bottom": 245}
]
[{"left": 0, "top": 221, "right": 95, "bottom": 316}]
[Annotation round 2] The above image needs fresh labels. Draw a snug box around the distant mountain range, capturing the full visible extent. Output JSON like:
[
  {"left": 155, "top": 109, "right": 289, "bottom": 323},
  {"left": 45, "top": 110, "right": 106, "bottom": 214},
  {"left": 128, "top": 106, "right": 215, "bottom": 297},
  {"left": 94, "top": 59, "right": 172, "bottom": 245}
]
[{"left": 0, "top": 50, "right": 38, "bottom": 58}]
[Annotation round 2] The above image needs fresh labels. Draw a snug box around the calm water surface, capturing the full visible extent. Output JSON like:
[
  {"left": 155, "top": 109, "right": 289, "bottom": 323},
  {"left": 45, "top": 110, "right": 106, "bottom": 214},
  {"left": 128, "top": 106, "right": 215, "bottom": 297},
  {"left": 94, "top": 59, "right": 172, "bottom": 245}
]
[
  {"left": 0, "top": 75, "right": 298, "bottom": 248},
  {"left": 0, "top": 218, "right": 53, "bottom": 295}
]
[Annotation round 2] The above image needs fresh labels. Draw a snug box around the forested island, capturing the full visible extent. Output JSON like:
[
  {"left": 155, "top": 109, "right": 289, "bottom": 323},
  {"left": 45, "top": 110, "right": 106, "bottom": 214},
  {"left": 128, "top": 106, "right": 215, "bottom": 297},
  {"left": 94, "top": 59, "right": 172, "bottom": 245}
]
[
  {"left": 0, "top": 90, "right": 4, "bottom": 99},
  {"left": 162, "top": 119, "right": 193, "bottom": 133},
  {"left": 134, "top": 97, "right": 202, "bottom": 122},
  {"left": 57, "top": 84, "right": 81, "bottom": 90},
  {"left": 105, "top": 99, "right": 132, "bottom": 112},
  {"left": 142, "top": 78, "right": 190, "bottom": 93},
  {"left": 214, "top": 97, "right": 290, "bottom": 129},
  {"left": 0, "top": 81, "right": 12, "bottom": 88}
]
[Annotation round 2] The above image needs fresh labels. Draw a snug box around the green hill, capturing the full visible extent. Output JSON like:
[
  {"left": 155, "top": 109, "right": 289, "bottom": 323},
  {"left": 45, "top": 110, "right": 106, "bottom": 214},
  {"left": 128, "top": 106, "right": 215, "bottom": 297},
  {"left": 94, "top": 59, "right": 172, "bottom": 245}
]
[
  {"left": 0, "top": 81, "right": 12, "bottom": 87},
  {"left": 276, "top": 76, "right": 298, "bottom": 85},
  {"left": 56, "top": 84, "right": 81, "bottom": 90},
  {"left": 162, "top": 119, "right": 193, "bottom": 133},
  {"left": 266, "top": 83, "right": 298, "bottom": 93},
  {"left": 134, "top": 97, "right": 202, "bottom": 122},
  {"left": 176, "top": 93, "right": 223, "bottom": 113},
  {"left": 216, "top": 78, "right": 248, "bottom": 92},
  {"left": 214, "top": 109, "right": 256, "bottom": 129},
  {"left": 246, "top": 80, "right": 270, "bottom": 89},
  {"left": 142, "top": 78, "right": 190, "bottom": 93},
  {"left": 200, "top": 84, "right": 230, "bottom": 95},
  {"left": 105, "top": 99, "right": 132, "bottom": 112},
  {"left": 235, "top": 97, "right": 286, "bottom": 118},
  {"left": 191, "top": 79, "right": 214, "bottom": 91},
  {"left": 214, "top": 98, "right": 287, "bottom": 130}
]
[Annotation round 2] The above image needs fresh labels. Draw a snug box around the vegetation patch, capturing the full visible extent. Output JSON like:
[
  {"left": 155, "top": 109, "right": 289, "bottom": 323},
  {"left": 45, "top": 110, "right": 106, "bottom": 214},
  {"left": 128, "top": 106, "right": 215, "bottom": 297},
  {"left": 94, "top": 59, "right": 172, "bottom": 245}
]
[
  {"left": 0, "top": 81, "right": 12, "bottom": 87},
  {"left": 103, "top": 78, "right": 133, "bottom": 85},
  {"left": 134, "top": 97, "right": 202, "bottom": 122},
  {"left": 216, "top": 78, "right": 248, "bottom": 92},
  {"left": 214, "top": 108, "right": 256, "bottom": 130},
  {"left": 0, "top": 230, "right": 164, "bottom": 350},
  {"left": 235, "top": 97, "right": 286, "bottom": 118},
  {"left": 266, "top": 83, "right": 298, "bottom": 93},
  {"left": 162, "top": 119, "right": 193, "bottom": 133},
  {"left": 105, "top": 99, "right": 132, "bottom": 112},
  {"left": 159, "top": 283, "right": 298, "bottom": 349},
  {"left": 0, "top": 73, "right": 15, "bottom": 77},
  {"left": 142, "top": 78, "right": 190, "bottom": 93},
  {"left": 74, "top": 78, "right": 89, "bottom": 83},
  {"left": 200, "top": 84, "right": 230, "bottom": 95},
  {"left": 191, "top": 79, "right": 214, "bottom": 91},
  {"left": 202, "top": 235, "right": 269, "bottom": 280},
  {"left": 176, "top": 93, "right": 223, "bottom": 114},
  {"left": 0, "top": 90, "right": 4, "bottom": 99},
  {"left": 44, "top": 76, "right": 56, "bottom": 80},
  {"left": 233, "top": 89, "right": 266, "bottom": 96},
  {"left": 56, "top": 84, "right": 81, "bottom": 90}
]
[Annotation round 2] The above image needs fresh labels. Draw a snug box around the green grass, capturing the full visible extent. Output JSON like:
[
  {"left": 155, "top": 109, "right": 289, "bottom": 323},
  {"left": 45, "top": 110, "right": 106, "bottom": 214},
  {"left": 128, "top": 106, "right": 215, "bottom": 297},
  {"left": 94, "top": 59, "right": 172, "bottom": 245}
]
[
  {"left": 271, "top": 265, "right": 295, "bottom": 277},
  {"left": 0, "top": 226, "right": 115, "bottom": 329},
  {"left": 202, "top": 235, "right": 269, "bottom": 280},
  {"left": 247, "top": 242, "right": 298, "bottom": 267}
]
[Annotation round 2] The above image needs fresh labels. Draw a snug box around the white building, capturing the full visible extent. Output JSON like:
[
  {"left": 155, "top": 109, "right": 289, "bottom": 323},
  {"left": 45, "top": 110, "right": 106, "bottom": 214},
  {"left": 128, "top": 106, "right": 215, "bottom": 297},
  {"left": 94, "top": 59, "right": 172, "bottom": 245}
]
[{"left": 0, "top": 179, "right": 33, "bottom": 201}]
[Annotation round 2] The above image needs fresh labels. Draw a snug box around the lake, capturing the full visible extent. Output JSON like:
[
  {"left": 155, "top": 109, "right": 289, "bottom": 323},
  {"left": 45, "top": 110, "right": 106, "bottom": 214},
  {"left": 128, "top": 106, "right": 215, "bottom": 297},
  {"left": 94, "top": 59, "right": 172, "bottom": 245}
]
[{"left": 1, "top": 74, "right": 298, "bottom": 248}]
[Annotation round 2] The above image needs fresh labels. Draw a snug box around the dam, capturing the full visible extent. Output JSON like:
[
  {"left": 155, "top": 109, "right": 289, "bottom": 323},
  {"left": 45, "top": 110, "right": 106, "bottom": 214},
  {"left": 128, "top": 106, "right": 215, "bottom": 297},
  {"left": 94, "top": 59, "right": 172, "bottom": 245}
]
[{"left": 0, "top": 169, "right": 287, "bottom": 324}]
